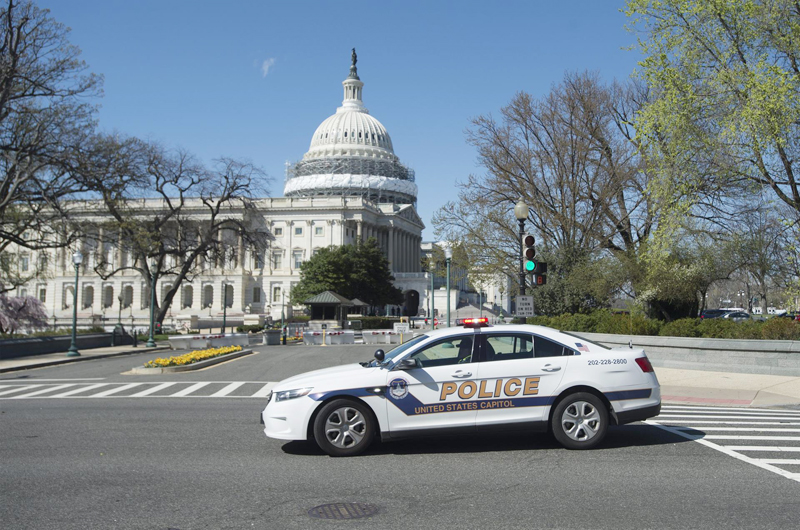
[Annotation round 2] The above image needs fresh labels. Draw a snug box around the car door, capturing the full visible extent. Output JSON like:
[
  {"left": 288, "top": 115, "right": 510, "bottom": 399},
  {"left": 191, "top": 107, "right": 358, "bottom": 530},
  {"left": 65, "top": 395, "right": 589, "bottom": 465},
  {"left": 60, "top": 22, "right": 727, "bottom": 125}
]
[
  {"left": 385, "top": 333, "right": 479, "bottom": 435},
  {"left": 475, "top": 332, "right": 569, "bottom": 431}
]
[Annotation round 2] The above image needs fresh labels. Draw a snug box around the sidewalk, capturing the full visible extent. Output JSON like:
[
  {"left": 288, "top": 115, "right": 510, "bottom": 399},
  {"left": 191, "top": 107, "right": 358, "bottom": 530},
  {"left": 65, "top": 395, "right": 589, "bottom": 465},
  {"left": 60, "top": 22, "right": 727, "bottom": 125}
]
[
  {"left": 1, "top": 345, "right": 799, "bottom": 407},
  {"left": 0, "top": 344, "right": 170, "bottom": 373}
]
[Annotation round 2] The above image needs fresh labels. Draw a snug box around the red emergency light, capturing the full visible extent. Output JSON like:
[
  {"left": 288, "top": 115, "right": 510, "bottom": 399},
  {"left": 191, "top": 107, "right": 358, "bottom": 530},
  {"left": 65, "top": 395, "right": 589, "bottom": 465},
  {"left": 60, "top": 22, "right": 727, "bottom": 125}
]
[{"left": 461, "top": 317, "right": 489, "bottom": 328}]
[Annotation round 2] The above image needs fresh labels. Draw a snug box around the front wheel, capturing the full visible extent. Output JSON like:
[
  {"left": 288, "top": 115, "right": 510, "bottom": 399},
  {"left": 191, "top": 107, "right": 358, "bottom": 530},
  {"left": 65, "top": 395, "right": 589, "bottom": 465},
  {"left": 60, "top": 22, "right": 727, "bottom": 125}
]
[
  {"left": 313, "top": 399, "right": 375, "bottom": 457},
  {"left": 551, "top": 392, "right": 608, "bottom": 450}
]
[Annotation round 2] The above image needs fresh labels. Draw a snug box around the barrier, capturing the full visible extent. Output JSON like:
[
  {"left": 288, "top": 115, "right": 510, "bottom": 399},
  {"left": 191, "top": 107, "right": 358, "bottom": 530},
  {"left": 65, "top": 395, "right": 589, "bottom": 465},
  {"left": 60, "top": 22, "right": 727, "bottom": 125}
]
[
  {"left": 362, "top": 330, "right": 417, "bottom": 345},
  {"left": 303, "top": 330, "right": 355, "bottom": 345},
  {"left": 168, "top": 333, "right": 249, "bottom": 351}
]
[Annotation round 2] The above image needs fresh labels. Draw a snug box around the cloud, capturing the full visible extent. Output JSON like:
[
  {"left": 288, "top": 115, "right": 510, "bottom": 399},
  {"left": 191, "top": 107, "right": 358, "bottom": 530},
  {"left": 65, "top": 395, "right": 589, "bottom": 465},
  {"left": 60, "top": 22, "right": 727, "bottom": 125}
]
[{"left": 261, "top": 58, "right": 276, "bottom": 77}]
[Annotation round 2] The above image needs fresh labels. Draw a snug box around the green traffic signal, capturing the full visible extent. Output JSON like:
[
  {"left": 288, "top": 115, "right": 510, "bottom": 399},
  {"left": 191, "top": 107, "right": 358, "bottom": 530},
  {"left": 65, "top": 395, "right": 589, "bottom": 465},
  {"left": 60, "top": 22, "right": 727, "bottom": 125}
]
[{"left": 525, "top": 260, "right": 536, "bottom": 272}]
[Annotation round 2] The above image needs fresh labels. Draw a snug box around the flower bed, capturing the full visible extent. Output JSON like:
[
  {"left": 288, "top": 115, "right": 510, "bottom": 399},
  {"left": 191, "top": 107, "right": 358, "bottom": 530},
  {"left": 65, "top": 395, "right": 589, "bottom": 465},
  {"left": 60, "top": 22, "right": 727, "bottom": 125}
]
[{"left": 144, "top": 345, "right": 243, "bottom": 368}]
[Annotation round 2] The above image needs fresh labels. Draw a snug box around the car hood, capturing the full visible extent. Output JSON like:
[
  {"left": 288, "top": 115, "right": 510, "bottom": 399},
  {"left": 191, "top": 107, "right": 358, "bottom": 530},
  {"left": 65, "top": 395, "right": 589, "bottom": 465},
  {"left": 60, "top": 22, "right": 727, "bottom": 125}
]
[{"left": 273, "top": 363, "right": 377, "bottom": 391}]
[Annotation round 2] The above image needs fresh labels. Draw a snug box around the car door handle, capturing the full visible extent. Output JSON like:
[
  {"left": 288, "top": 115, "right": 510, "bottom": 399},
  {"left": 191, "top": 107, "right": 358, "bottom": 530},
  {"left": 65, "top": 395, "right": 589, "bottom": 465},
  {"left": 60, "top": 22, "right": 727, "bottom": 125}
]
[
  {"left": 452, "top": 371, "right": 472, "bottom": 378},
  {"left": 542, "top": 365, "right": 561, "bottom": 372}
]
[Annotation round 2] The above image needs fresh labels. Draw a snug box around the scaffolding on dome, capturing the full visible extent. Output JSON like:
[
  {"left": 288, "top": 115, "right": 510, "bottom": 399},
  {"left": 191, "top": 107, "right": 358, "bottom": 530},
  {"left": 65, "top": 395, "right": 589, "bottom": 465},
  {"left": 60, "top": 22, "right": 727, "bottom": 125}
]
[{"left": 287, "top": 156, "right": 415, "bottom": 182}]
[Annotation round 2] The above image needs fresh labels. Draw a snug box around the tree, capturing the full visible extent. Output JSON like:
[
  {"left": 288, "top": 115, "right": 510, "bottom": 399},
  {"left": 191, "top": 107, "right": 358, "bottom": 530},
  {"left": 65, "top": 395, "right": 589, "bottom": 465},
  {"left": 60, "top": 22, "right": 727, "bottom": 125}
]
[
  {"left": 0, "top": 293, "right": 47, "bottom": 334},
  {"left": 290, "top": 238, "right": 403, "bottom": 309},
  {"left": 627, "top": 0, "right": 800, "bottom": 238},
  {"left": 0, "top": 0, "right": 101, "bottom": 291},
  {"left": 74, "top": 134, "right": 271, "bottom": 325},
  {"left": 434, "top": 72, "right": 656, "bottom": 312}
]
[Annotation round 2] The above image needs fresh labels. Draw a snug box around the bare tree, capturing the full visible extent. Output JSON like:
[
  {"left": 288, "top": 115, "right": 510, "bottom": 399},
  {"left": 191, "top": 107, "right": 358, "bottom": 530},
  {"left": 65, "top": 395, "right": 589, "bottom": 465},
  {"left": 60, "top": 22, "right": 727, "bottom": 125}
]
[{"left": 0, "top": 0, "right": 101, "bottom": 291}]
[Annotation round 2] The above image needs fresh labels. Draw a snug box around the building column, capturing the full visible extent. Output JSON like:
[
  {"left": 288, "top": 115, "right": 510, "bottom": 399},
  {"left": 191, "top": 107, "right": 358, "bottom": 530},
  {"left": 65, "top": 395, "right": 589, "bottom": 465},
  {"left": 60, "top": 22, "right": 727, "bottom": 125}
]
[
  {"left": 237, "top": 231, "right": 244, "bottom": 270},
  {"left": 388, "top": 225, "right": 395, "bottom": 272},
  {"left": 356, "top": 221, "right": 363, "bottom": 243}
]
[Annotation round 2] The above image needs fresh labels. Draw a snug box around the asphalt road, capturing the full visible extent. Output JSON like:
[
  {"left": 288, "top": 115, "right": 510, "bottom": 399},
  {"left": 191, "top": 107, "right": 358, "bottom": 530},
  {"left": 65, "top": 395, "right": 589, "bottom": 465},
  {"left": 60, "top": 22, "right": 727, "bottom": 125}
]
[{"left": 2, "top": 344, "right": 799, "bottom": 529}]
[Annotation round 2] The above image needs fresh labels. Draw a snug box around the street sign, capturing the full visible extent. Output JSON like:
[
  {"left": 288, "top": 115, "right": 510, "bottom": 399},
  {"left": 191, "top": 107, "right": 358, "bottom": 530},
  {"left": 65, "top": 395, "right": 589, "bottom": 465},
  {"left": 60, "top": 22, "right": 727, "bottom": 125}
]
[
  {"left": 393, "top": 323, "right": 410, "bottom": 333},
  {"left": 516, "top": 295, "right": 535, "bottom": 317}
]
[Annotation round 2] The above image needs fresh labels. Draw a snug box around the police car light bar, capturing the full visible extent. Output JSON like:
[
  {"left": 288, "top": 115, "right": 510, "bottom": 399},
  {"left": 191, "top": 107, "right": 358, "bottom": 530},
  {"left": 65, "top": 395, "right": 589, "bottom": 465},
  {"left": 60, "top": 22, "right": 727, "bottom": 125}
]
[{"left": 461, "top": 317, "right": 489, "bottom": 328}]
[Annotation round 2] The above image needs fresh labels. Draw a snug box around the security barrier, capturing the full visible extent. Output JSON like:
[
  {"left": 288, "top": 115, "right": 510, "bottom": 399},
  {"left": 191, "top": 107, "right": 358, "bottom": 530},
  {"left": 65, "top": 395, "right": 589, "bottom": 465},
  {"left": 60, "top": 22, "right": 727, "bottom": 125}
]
[
  {"left": 362, "top": 330, "right": 416, "bottom": 345},
  {"left": 168, "top": 333, "right": 249, "bottom": 351},
  {"left": 302, "top": 330, "right": 355, "bottom": 346}
]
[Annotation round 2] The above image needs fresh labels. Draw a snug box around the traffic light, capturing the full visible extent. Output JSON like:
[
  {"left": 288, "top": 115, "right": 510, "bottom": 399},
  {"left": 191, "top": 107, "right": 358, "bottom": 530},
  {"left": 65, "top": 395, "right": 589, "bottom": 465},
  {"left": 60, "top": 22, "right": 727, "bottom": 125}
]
[
  {"left": 522, "top": 234, "right": 536, "bottom": 272},
  {"left": 532, "top": 262, "right": 548, "bottom": 286}
]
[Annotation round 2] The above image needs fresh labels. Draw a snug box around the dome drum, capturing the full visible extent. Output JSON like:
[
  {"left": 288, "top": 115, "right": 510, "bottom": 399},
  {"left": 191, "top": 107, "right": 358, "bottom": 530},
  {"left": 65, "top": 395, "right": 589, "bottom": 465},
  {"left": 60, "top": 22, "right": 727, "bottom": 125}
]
[{"left": 289, "top": 156, "right": 415, "bottom": 182}]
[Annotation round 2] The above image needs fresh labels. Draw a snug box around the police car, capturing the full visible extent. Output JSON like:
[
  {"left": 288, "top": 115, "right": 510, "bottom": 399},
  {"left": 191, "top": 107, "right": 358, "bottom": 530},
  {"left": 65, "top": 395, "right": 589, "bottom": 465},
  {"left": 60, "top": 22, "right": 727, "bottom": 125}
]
[{"left": 260, "top": 318, "right": 661, "bottom": 456}]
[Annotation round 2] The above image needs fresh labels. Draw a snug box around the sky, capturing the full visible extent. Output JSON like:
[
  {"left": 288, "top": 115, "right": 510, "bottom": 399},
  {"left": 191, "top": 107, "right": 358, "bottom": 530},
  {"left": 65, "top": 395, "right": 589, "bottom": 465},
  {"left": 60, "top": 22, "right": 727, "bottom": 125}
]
[{"left": 44, "top": 0, "right": 642, "bottom": 240}]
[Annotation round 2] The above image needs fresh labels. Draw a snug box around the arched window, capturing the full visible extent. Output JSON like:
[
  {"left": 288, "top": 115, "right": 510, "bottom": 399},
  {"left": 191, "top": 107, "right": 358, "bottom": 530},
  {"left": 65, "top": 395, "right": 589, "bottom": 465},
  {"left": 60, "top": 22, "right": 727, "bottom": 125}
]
[
  {"left": 83, "top": 286, "right": 94, "bottom": 309},
  {"left": 122, "top": 286, "right": 133, "bottom": 309},
  {"left": 223, "top": 284, "right": 234, "bottom": 308},
  {"left": 64, "top": 285, "right": 74, "bottom": 309},
  {"left": 183, "top": 285, "right": 194, "bottom": 309},
  {"left": 203, "top": 285, "right": 214, "bottom": 309},
  {"left": 103, "top": 286, "right": 114, "bottom": 308}
]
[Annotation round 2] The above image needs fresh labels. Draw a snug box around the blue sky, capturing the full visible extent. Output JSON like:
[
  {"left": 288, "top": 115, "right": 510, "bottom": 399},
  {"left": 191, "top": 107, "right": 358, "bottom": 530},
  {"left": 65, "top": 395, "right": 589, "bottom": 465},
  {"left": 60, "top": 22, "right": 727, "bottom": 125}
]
[{"left": 45, "top": 0, "right": 641, "bottom": 240}]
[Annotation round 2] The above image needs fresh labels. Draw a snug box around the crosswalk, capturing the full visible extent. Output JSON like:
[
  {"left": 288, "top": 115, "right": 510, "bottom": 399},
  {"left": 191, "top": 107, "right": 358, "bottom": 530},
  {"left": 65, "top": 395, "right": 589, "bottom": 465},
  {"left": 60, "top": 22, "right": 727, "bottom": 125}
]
[
  {"left": 648, "top": 404, "right": 800, "bottom": 483},
  {"left": 0, "top": 381, "right": 277, "bottom": 399}
]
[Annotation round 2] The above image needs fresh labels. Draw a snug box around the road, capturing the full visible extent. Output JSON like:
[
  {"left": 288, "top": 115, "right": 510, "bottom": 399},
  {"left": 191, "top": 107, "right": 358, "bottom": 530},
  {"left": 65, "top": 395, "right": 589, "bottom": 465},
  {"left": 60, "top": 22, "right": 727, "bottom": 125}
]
[{"left": 1, "top": 344, "right": 800, "bottom": 529}]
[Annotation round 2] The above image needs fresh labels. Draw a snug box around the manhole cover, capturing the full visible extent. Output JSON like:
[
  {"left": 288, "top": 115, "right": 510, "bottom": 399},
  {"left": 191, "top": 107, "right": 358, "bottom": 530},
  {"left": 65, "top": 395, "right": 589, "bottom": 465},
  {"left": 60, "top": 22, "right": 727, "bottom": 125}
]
[{"left": 307, "top": 502, "right": 379, "bottom": 520}]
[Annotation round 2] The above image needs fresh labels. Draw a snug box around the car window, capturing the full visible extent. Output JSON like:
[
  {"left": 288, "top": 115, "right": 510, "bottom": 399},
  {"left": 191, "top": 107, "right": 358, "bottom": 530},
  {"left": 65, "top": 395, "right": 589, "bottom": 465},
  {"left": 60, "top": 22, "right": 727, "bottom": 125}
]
[
  {"left": 410, "top": 335, "right": 474, "bottom": 368},
  {"left": 483, "top": 334, "right": 533, "bottom": 362},
  {"left": 535, "top": 335, "right": 573, "bottom": 358}
]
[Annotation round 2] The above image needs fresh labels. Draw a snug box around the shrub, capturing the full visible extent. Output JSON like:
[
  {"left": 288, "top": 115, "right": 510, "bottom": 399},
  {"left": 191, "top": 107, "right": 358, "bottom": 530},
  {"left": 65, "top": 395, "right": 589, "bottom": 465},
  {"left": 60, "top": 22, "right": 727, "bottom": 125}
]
[
  {"left": 659, "top": 318, "right": 701, "bottom": 337},
  {"left": 350, "top": 317, "right": 400, "bottom": 329},
  {"left": 759, "top": 318, "right": 800, "bottom": 340},
  {"left": 237, "top": 324, "right": 265, "bottom": 333}
]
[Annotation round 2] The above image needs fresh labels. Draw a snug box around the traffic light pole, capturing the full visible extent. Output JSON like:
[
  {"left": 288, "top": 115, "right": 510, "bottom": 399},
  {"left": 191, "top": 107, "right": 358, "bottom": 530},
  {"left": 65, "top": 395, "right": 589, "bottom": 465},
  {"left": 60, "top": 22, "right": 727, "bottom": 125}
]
[{"left": 518, "top": 219, "right": 526, "bottom": 296}]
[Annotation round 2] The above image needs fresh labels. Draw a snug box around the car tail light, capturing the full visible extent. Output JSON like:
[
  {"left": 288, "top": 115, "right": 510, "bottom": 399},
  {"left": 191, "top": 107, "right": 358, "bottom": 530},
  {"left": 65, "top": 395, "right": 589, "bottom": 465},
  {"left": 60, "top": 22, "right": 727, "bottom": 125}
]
[{"left": 635, "top": 357, "right": 654, "bottom": 373}]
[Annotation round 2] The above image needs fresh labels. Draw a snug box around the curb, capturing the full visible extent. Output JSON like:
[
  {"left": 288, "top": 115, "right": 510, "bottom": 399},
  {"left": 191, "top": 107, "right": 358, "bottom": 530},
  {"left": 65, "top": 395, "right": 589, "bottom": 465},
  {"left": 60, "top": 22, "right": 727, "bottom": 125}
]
[
  {"left": 0, "top": 346, "right": 171, "bottom": 374},
  {"left": 127, "top": 348, "right": 255, "bottom": 374}
]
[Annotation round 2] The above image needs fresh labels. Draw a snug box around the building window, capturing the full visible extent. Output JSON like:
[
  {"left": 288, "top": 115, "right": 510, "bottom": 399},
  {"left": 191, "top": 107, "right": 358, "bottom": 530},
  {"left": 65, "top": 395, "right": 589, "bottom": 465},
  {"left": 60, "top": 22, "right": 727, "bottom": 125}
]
[
  {"left": 253, "top": 287, "right": 261, "bottom": 303},
  {"left": 83, "top": 286, "right": 94, "bottom": 309},
  {"left": 122, "top": 285, "right": 133, "bottom": 309},
  {"left": 203, "top": 285, "right": 214, "bottom": 309},
  {"left": 19, "top": 288, "right": 27, "bottom": 298},
  {"left": 103, "top": 286, "right": 114, "bottom": 308},
  {"left": 274, "top": 227, "right": 283, "bottom": 236},
  {"left": 293, "top": 250, "right": 303, "bottom": 269},
  {"left": 38, "top": 288, "right": 46, "bottom": 303},
  {"left": 271, "top": 251, "right": 282, "bottom": 269},
  {"left": 182, "top": 285, "right": 194, "bottom": 309},
  {"left": 38, "top": 254, "right": 48, "bottom": 272},
  {"left": 273, "top": 286, "right": 281, "bottom": 302},
  {"left": 20, "top": 255, "right": 29, "bottom": 272},
  {"left": 314, "top": 226, "right": 324, "bottom": 236},
  {"left": 254, "top": 250, "right": 264, "bottom": 269},
  {"left": 294, "top": 226, "right": 303, "bottom": 236}
]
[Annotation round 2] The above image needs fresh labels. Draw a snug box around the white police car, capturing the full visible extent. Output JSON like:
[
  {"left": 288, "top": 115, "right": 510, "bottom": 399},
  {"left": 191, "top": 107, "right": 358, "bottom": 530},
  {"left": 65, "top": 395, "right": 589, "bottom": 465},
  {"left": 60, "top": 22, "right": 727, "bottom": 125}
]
[{"left": 260, "top": 318, "right": 661, "bottom": 456}]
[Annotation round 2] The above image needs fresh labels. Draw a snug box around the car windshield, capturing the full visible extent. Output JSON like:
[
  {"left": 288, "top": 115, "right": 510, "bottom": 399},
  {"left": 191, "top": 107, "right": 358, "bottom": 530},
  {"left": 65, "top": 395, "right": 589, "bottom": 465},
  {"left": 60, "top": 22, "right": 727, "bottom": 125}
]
[{"left": 373, "top": 334, "right": 428, "bottom": 366}]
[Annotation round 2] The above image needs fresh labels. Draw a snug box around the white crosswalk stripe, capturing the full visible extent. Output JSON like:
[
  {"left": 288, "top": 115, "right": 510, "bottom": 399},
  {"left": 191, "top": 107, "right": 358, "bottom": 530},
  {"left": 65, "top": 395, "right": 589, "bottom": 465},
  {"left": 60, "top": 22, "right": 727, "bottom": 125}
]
[
  {"left": 0, "top": 381, "right": 280, "bottom": 399},
  {"left": 649, "top": 404, "right": 800, "bottom": 484}
]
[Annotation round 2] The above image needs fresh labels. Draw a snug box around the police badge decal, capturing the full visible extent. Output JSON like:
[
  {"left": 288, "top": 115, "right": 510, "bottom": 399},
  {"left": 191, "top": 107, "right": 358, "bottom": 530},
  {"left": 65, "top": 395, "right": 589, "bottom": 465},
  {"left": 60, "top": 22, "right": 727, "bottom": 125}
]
[{"left": 388, "top": 378, "right": 409, "bottom": 400}]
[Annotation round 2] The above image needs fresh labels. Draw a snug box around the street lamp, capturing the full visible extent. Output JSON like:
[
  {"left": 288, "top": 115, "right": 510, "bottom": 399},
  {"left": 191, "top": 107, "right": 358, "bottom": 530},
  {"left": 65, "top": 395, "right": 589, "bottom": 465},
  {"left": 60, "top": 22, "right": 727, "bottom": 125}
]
[
  {"left": 66, "top": 251, "right": 83, "bottom": 357},
  {"left": 514, "top": 199, "right": 529, "bottom": 296},
  {"left": 445, "top": 246, "right": 453, "bottom": 327},
  {"left": 117, "top": 293, "right": 124, "bottom": 325},
  {"left": 146, "top": 258, "right": 157, "bottom": 348},
  {"left": 430, "top": 255, "right": 436, "bottom": 329},
  {"left": 281, "top": 289, "right": 286, "bottom": 345},
  {"left": 222, "top": 280, "right": 229, "bottom": 334}
]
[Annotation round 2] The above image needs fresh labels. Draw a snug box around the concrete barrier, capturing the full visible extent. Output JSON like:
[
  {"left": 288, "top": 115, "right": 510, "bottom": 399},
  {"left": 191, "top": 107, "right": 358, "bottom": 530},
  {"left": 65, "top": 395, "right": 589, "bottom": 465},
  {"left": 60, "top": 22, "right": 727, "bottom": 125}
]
[
  {"left": 302, "top": 330, "right": 355, "bottom": 345},
  {"left": 362, "top": 330, "right": 418, "bottom": 345},
  {"left": 571, "top": 332, "right": 800, "bottom": 376},
  {"left": 167, "top": 333, "right": 249, "bottom": 351}
]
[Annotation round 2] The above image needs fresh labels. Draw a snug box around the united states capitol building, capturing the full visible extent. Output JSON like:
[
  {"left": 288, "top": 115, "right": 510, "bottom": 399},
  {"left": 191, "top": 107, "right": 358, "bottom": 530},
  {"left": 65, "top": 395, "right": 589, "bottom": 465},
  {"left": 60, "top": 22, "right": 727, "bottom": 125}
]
[{"left": 9, "top": 53, "right": 444, "bottom": 329}]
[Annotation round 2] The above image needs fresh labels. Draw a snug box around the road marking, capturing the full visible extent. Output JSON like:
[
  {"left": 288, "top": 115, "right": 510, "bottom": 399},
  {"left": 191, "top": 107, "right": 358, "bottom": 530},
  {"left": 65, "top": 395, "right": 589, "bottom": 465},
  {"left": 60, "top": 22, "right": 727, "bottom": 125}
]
[
  {"left": 646, "top": 421, "right": 800, "bottom": 484},
  {"left": 754, "top": 459, "right": 800, "bottom": 465},
  {"left": 0, "top": 378, "right": 106, "bottom": 382},
  {"left": 662, "top": 405, "right": 800, "bottom": 414},
  {"left": 659, "top": 420, "right": 800, "bottom": 426},
  {"left": 703, "top": 435, "right": 800, "bottom": 441},
  {"left": 129, "top": 383, "right": 177, "bottom": 397},
  {"left": 90, "top": 383, "right": 143, "bottom": 397},
  {"left": 210, "top": 382, "right": 246, "bottom": 397},
  {"left": 171, "top": 382, "right": 210, "bottom": 397},
  {"left": 658, "top": 414, "right": 800, "bottom": 421},
  {"left": 10, "top": 384, "right": 77, "bottom": 399},
  {"left": 677, "top": 427, "right": 800, "bottom": 433},
  {"left": 51, "top": 384, "right": 110, "bottom": 398},
  {"left": 0, "top": 385, "right": 44, "bottom": 396},
  {"left": 724, "top": 446, "right": 800, "bottom": 452},
  {"left": 252, "top": 383, "right": 276, "bottom": 398}
]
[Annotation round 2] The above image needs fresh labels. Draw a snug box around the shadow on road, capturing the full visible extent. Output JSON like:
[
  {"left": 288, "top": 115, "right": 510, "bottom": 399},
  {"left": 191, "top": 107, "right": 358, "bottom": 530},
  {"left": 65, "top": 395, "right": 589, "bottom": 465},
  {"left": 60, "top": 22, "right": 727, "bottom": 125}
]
[{"left": 280, "top": 422, "right": 692, "bottom": 456}]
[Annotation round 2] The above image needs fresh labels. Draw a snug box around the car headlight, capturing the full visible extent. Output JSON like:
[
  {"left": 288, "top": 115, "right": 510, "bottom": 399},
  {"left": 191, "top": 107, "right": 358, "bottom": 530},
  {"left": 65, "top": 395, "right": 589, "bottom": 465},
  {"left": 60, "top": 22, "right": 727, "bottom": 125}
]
[{"left": 274, "top": 387, "right": 313, "bottom": 402}]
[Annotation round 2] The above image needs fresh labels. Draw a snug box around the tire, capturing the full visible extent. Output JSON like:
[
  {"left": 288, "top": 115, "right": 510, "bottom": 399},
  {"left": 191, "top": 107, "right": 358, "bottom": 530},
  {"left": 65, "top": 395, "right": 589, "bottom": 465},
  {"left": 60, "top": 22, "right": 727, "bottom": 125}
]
[
  {"left": 312, "top": 399, "right": 375, "bottom": 457},
  {"left": 551, "top": 392, "right": 608, "bottom": 450}
]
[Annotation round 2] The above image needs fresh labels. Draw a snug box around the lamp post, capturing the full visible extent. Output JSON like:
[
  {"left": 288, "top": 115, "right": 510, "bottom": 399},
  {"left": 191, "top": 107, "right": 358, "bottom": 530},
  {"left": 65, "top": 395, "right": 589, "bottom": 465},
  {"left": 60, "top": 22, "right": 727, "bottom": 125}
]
[
  {"left": 146, "top": 259, "right": 157, "bottom": 348},
  {"left": 430, "top": 256, "right": 435, "bottom": 329},
  {"left": 445, "top": 246, "right": 452, "bottom": 327},
  {"left": 222, "top": 280, "right": 229, "bottom": 334},
  {"left": 514, "top": 199, "right": 529, "bottom": 297},
  {"left": 66, "top": 251, "right": 83, "bottom": 357},
  {"left": 281, "top": 289, "right": 287, "bottom": 345},
  {"left": 117, "top": 293, "right": 124, "bottom": 325}
]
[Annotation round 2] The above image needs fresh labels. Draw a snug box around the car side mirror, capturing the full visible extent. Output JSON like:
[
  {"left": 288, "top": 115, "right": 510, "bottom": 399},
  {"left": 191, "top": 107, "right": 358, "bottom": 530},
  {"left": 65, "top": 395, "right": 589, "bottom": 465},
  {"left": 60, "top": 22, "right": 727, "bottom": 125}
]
[
  {"left": 396, "top": 358, "right": 418, "bottom": 371},
  {"left": 374, "top": 349, "right": 385, "bottom": 362}
]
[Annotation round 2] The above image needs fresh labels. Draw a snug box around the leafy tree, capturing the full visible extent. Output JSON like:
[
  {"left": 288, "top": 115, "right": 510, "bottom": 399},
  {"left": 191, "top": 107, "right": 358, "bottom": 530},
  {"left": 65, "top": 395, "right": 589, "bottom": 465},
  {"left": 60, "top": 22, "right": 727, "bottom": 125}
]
[
  {"left": 627, "top": 0, "right": 800, "bottom": 243},
  {"left": 291, "top": 238, "right": 403, "bottom": 309},
  {"left": 0, "top": 0, "right": 101, "bottom": 291},
  {"left": 0, "top": 293, "right": 48, "bottom": 334}
]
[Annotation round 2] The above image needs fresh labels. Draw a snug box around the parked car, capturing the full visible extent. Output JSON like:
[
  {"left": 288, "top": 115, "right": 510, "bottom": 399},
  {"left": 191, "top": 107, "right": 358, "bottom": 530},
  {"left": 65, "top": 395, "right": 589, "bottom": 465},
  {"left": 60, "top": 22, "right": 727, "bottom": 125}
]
[
  {"left": 722, "top": 311, "right": 751, "bottom": 323},
  {"left": 700, "top": 309, "right": 730, "bottom": 319}
]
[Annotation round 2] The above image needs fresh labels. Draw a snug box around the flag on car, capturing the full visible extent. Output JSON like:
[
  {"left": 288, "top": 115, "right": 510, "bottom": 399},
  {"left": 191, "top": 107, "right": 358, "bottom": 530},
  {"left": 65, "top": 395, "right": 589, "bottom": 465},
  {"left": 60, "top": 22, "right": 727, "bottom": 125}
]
[{"left": 575, "top": 343, "right": 590, "bottom": 352}]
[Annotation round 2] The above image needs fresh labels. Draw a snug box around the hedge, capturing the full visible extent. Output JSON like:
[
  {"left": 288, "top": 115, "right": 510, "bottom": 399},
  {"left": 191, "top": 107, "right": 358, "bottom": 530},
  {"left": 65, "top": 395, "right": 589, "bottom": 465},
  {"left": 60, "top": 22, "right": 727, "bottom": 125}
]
[
  {"left": 349, "top": 317, "right": 401, "bottom": 329},
  {"left": 526, "top": 310, "right": 800, "bottom": 341}
]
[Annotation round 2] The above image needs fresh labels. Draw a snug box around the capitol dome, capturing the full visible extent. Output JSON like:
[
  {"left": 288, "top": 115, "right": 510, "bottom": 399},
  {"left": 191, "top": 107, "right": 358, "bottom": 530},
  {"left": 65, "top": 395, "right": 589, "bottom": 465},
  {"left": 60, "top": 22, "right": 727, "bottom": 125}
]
[{"left": 283, "top": 51, "right": 417, "bottom": 205}]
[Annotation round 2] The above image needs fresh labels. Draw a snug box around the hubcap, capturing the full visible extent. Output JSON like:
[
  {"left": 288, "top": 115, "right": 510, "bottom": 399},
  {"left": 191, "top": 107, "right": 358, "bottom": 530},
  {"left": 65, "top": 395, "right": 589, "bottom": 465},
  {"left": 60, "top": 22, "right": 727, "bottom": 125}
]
[
  {"left": 561, "top": 401, "right": 601, "bottom": 442},
  {"left": 324, "top": 406, "right": 366, "bottom": 449}
]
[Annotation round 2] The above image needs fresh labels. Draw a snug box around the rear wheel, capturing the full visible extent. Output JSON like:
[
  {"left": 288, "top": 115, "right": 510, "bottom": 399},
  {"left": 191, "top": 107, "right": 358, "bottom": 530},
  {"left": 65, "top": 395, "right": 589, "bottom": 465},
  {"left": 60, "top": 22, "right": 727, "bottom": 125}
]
[
  {"left": 551, "top": 392, "right": 608, "bottom": 450},
  {"left": 313, "top": 399, "right": 374, "bottom": 457}
]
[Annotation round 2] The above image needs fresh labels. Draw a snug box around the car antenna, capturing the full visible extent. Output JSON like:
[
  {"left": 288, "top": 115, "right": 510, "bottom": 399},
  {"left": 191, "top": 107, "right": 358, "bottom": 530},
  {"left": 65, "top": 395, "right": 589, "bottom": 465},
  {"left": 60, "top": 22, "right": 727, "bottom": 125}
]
[{"left": 628, "top": 340, "right": 633, "bottom": 349}]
